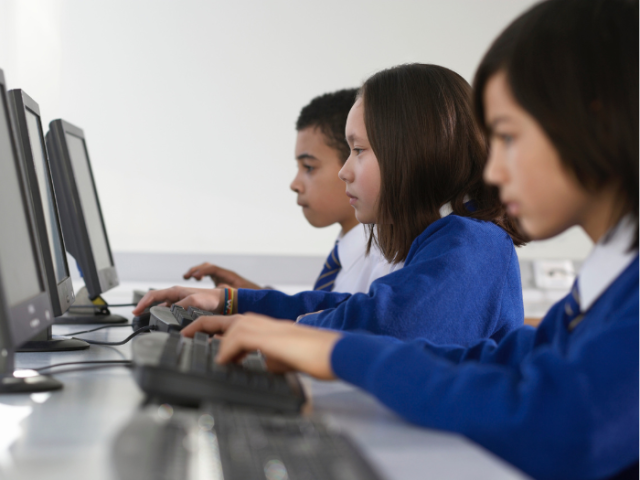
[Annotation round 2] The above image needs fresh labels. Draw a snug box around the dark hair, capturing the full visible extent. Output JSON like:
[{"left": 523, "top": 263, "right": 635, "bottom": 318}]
[
  {"left": 296, "top": 88, "right": 358, "bottom": 164},
  {"left": 473, "top": 0, "right": 639, "bottom": 249},
  {"left": 361, "top": 64, "right": 526, "bottom": 263}
]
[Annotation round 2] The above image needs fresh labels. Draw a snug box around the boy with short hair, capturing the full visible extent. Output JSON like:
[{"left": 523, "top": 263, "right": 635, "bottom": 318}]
[{"left": 183, "top": 89, "right": 395, "bottom": 294}]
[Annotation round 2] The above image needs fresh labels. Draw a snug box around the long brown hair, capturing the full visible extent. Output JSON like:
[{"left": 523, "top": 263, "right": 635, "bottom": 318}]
[{"left": 362, "top": 63, "right": 526, "bottom": 264}]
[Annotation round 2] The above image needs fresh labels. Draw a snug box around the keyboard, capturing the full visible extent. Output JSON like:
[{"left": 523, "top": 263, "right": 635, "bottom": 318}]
[
  {"left": 149, "top": 305, "right": 213, "bottom": 332},
  {"left": 112, "top": 403, "right": 385, "bottom": 480},
  {"left": 131, "top": 331, "right": 306, "bottom": 412}
]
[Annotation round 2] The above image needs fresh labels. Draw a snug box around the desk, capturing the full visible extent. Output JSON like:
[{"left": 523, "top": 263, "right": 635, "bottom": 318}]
[{"left": 0, "top": 286, "right": 531, "bottom": 480}]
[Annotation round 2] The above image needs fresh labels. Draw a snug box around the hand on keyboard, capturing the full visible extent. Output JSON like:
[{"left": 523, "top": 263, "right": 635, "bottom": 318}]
[
  {"left": 133, "top": 286, "right": 225, "bottom": 316},
  {"left": 182, "top": 313, "right": 342, "bottom": 380},
  {"left": 183, "top": 262, "right": 263, "bottom": 289}
]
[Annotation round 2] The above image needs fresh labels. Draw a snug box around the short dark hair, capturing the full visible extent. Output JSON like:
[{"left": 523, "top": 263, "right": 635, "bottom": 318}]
[
  {"left": 473, "top": 0, "right": 638, "bottom": 249},
  {"left": 296, "top": 88, "right": 358, "bottom": 164},
  {"left": 361, "top": 64, "right": 526, "bottom": 264}
]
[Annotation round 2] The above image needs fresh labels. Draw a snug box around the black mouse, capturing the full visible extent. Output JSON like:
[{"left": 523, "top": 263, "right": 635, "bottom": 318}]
[{"left": 132, "top": 311, "right": 151, "bottom": 331}]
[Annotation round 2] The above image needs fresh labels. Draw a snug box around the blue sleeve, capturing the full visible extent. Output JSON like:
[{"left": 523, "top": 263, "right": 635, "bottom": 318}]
[
  {"left": 240, "top": 216, "right": 523, "bottom": 345},
  {"left": 331, "top": 305, "right": 639, "bottom": 480},
  {"left": 299, "top": 218, "right": 522, "bottom": 345},
  {"left": 238, "top": 288, "right": 352, "bottom": 320}
]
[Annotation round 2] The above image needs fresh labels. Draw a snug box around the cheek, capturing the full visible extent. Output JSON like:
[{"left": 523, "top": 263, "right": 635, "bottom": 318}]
[{"left": 361, "top": 160, "right": 381, "bottom": 203}]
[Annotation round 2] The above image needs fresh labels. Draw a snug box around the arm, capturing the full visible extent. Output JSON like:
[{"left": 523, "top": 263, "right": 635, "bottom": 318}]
[
  {"left": 297, "top": 218, "right": 523, "bottom": 343},
  {"left": 238, "top": 288, "right": 352, "bottom": 321},
  {"left": 331, "top": 310, "right": 639, "bottom": 480}
]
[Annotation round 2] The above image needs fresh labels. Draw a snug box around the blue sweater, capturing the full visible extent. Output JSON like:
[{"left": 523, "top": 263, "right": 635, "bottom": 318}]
[
  {"left": 332, "top": 257, "right": 639, "bottom": 480},
  {"left": 239, "top": 215, "right": 524, "bottom": 345}
]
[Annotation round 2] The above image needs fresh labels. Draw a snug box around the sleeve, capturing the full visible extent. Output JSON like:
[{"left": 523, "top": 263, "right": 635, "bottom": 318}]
[
  {"left": 237, "top": 288, "right": 352, "bottom": 320},
  {"left": 298, "top": 217, "right": 522, "bottom": 343},
  {"left": 331, "top": 308, "right": 639, "bottom": 480}
]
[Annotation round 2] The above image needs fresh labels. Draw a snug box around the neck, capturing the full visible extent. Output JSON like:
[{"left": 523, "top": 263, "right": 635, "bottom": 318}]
[
  {"left": 339, "top": 216, "right": 360, "bottom": 235},
  {"left": 580, "top": 187, "right": 621, "bottom": 243}
]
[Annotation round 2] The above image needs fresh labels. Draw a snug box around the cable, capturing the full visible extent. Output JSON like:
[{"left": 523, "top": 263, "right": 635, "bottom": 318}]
[
  {"left": 72, "top": 326, "right": 155, "bottom": 346},
  {"left": 63, "top": 324, "right": 132, "bottom": 336},
  {"left": 33, "top": 360, "right": 132, "bottom": 373},
  {"left": 67, "top": 302, "right": 137, "bottom": 310},
  {"left": 37, "top": 364, "right": 133, "bottom": 375}
]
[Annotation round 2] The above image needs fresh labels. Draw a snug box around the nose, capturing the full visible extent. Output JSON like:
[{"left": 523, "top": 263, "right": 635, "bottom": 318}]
[
  {"left": 483, "top": 146, "right": 508, "bottom": 187},
  {"left": 339, "top": 155, "right": 354, "bottom": 184},
  {"left": 290, "top": 170, "right": 303, "bottom": 193}
]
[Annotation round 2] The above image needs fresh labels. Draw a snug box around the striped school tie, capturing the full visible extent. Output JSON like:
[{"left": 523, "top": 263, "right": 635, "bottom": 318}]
[
  {"left": 313, "top": 242, "right": 341, "bottom": 291},
  {"left": 564, "top": 280, "right": 584, "bottom": 331}
]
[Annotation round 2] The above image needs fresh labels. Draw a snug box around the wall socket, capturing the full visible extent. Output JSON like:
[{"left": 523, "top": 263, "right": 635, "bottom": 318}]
[{"left": 533, "top": 260, "right": 576, "bottom": 290}]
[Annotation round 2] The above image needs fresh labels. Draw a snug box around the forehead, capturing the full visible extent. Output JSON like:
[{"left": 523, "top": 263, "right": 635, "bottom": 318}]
[
  {"left": 345, "top": 98, "right": 365, "bottom": 139},
  {"left": 483, "top": 72, "right": 520, "bottom": 121},
  {"left": 295, "top": 126, "right": 341, "bottom": 162}
]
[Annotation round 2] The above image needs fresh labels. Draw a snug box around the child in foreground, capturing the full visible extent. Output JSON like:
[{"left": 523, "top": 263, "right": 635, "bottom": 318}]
[
  {"left": 177, "top": 0, "right": 638, "bottom": 478},
  {"left": 135, "top": 63, "right": 526, "bottom": 346}
]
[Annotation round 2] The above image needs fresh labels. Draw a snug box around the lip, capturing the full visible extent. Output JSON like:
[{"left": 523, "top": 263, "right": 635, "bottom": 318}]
[
  {"left": 345, "top": 191, "right": 358, "bottom": 206},
  {"left": 501, "top": 196, "right": 520, "bottom": 216},
  {"left": 297, "top": 200, "right": 309, "bottom": 208}
]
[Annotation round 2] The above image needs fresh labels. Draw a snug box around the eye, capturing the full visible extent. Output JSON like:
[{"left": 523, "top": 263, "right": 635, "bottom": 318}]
[
  {"left": 352, "top": 148, "right": 364, "bottom": 155},
  {"left": 498, "top": 133, "right": 514, "bottom": 145},
  {"left": 303, "top": 164, "right": 315, "bottom": 173}
]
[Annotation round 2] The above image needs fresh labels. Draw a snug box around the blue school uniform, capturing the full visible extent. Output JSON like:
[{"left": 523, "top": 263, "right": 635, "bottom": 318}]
[
  {"left": 331, "top": 218, "right": 639, "bottom": 480},
  {"left": 238, "top": 214, "right": 524, "bottom": 345}
]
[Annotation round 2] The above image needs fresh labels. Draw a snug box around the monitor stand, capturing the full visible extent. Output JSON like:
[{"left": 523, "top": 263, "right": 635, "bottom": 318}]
[
  {"left": 16, "top": 326, "right": 89, "bottom": 352},
  {"left": 54, "top": 286, "right": 128, "bottom": 325},
  {"left": 0, "top": 349, "right": 63, "bottom": 393}
]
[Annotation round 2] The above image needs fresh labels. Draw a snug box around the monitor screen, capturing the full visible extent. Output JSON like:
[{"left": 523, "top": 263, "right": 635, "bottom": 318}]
[
  {"left": 0, "top": 93, "right": 43, "bottom": 307},
  {"left": 26, "top": 110, "right": 68, "bottom": 284},
  {"left": 64, "top": 132, "right": 112, "bottom": 271}
]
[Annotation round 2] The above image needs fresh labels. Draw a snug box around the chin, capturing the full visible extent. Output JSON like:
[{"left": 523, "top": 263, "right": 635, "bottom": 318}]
[
  {"left": 519, "top": 217, "right": 567, "bottom": 241},
  {"left": 303, "top": 213, "right": 332, "bottom": 229}
]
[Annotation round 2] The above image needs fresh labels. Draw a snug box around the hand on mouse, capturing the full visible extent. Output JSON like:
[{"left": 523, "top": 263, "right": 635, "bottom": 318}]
[
  {"left": 183, "top": 262, "right": 262, "bottom": 290},
  {"left": 181, "top": 313, "right": 342, "bottom": 380},
  {"left": 132, "top": 286, "right": 225, "bottom": 316}
]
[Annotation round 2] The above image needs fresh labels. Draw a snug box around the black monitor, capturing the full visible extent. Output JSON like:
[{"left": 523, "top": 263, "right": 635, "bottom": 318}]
[
  {"left": 46, "top": 119, "right": 126, "bottom": 324},
  {"left": 0, "top": 69, "right": 63, "bottom": 392},
  {"left": 9, "top": 89, "right": 89, "bottom": 351}
]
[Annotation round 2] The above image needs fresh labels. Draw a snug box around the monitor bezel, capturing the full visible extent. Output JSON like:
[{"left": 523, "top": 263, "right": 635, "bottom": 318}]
[
  {"left": 0, "top": 70, "right": 54, "bottom": 348},
  {"left": 46, "top": 119, "right": 119, "bottom": 299},
  {"left": 9, "top": 89, "right": 76, "bottom": 317}
]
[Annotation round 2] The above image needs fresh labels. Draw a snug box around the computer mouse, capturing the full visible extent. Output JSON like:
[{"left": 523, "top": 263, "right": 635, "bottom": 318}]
[{"left": 132, "top": 311, "right": 151, "bottom": 331}]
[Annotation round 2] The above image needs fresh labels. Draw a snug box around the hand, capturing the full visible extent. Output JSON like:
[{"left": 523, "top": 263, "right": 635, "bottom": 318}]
[
  {"left": 132, "top": 286, "right": 225, "bottom": 316},
  {"left": 181, "top": 314, "right": 342, "bottom": 380},
  {"left": 183, "top": 262, "right": 262, "bottom": 289}
]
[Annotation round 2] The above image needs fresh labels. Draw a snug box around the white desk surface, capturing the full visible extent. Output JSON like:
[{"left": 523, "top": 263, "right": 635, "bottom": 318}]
[{"left": 0, "top": 284, "right": 531, "bottom": 480}]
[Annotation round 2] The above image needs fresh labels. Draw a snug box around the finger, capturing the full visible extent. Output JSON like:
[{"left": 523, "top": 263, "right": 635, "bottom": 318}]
[
  {"left": 216, "top": 319, "right": 263, "bottom": 364},
  {"left": 181, "top": 315, "right": 235, "bottom": 338},
  {"left": 183, "top": 263, "right": 207, "bottom": 279},
  {"left": 133, "top": 287, "right": 182, "bottom": 315}
]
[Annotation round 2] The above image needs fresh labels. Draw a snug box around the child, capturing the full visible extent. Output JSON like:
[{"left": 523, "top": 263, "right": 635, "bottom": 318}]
[
  {"left": 182, "top": 89, "right": 394, "bottom": 294},
  {"left": 178, "top": 0, "right": 639, "bottom": 478},
  {"left": 135, "top": 64, "right": 527, "bottom": 346}
]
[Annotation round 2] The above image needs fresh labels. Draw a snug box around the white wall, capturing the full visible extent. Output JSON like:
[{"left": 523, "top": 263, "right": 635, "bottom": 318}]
[{"left": 0, "top": 0, "right": 593, "bottom": 260}]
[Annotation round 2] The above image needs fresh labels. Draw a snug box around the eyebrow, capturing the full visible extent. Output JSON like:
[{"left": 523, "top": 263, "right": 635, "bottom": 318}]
[
  {"left": 346, "top": 134, "right": 362, "bottom": 145},
  {"left": 296, "top": 153, "right": 319, "bottom": 161},
  {"left": 487, "top": 115, "right": 513, "bottom": 131}
]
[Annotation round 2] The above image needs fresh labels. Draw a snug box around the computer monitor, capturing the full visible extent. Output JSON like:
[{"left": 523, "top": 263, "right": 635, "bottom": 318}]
[
  {"left": 46, "top": 119, "right": 125, "bottom": 323},
  {"left": 0, "top": 69, "right": 63, "bottom": 392},
  {"left": 9, "top": 90, "right": 75, "bottom": 317},
  {"left": 8, "top": 89, "right": 89, "bottom": 351}
]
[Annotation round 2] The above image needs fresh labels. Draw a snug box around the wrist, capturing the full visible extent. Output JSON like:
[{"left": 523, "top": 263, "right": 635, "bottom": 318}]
[{"left": 222, "top": 288, "right": 238, "bottom": 315}]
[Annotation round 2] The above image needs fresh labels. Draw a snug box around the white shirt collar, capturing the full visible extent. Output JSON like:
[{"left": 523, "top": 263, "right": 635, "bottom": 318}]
[
  {"left": 578, "top": 215, "right": 638, "bottom": 312},
  {"left": 337, "top": 225, "right": 369, "bottom": 273}
]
